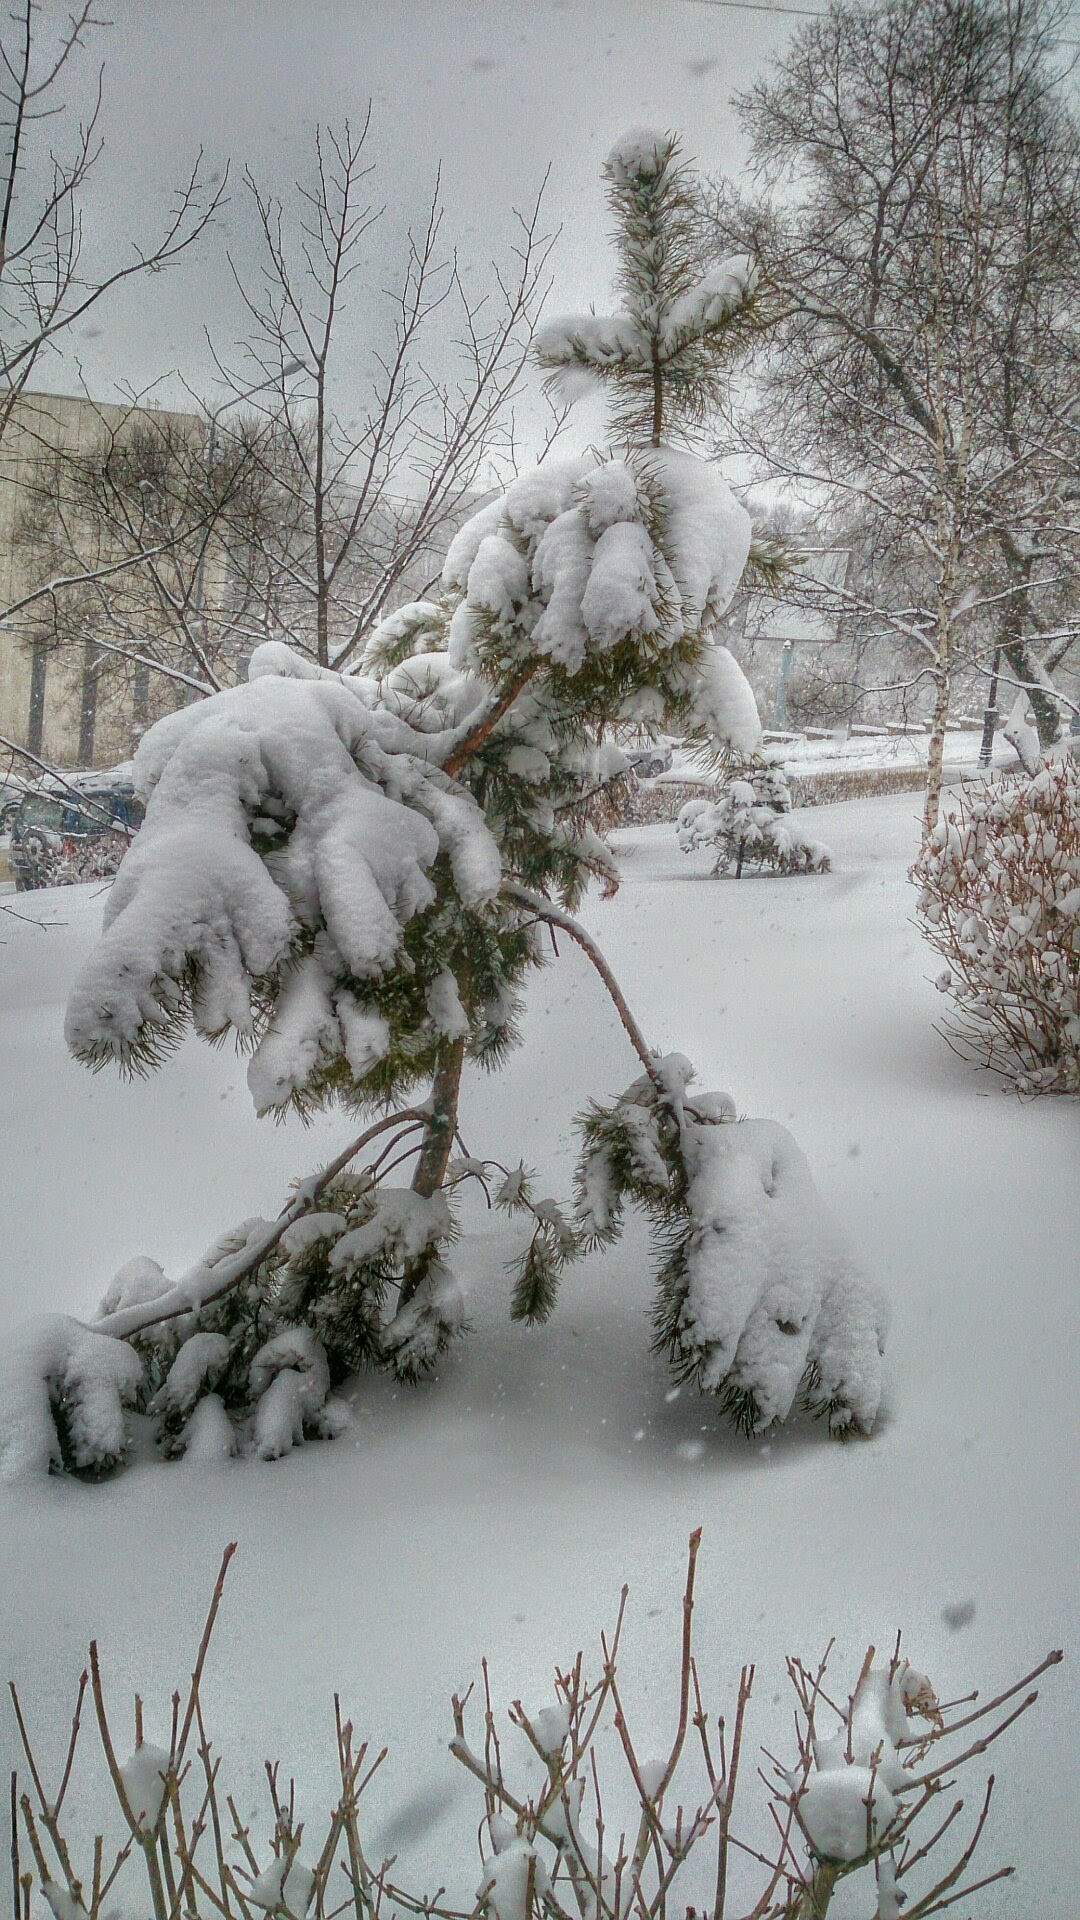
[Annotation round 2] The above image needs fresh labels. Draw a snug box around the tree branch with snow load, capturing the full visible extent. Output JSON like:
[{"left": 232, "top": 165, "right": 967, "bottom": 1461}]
[{"left": 2, "top": 129, "right": 888, "bottom": 1477}]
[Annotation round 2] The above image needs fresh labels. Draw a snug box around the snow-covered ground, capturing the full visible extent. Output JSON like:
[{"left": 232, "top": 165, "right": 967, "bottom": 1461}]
[{"left": 1, "top": 791, "right": 1077, "bottom": 1912}]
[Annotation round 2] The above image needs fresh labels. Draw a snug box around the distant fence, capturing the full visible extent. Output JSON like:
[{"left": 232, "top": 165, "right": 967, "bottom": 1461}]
[{"left": 618, "top": 761, "right": 949, "bottom": 826}]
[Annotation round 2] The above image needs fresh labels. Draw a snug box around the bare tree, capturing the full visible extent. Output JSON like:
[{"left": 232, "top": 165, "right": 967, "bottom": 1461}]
[
  {"left": 0, "top": 0, "right": 223, "bottom": 430},
  {"left": 7, "top": 397, "right": 277, "bottom": 757},
  {"left": 212, "top": 116, "right": 560, "bottom": 670},
  {"left": 713, "top": 0, "right": 1080, "bottom": 832},
  {"left": 0, "top": 0, "right": 226, "bottom": 768}
]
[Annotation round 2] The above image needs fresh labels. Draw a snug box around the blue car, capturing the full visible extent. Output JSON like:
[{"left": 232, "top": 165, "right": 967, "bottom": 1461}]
[{"left": 9, "top": 780, "right": 143, "bottom": 890}]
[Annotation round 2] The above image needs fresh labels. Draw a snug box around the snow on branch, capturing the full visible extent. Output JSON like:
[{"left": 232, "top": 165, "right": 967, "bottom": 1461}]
[
  {"left": 578, "top": 1060, "right": 888, "bottom": 1436},
  {"left": 64, "top": 666, "right": 501, "bottom": 1105}
]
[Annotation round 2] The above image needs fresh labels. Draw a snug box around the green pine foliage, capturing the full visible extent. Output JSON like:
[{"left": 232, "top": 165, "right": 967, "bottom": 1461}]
[
  {"left": 534, "top": 129, "right": 761, "bottom": 446},
  {"left": 41, "top": 128, "right": 851, "bottom": 1476}
]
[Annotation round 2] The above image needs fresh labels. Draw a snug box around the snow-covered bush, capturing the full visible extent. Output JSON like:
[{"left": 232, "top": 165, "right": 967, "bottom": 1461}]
[
  {"left": 912, "top": 757, "right": 1079, "bottom": 1093},
  {"left": 8, "top": 1539, "right": 1060, "bottom": 1920},
  {"left": 2, "top": 129, "right": 886, "bottom": 1475},
  {"left": 677, "top": 765, "right": 832, "bottom": 877},
  {"left": 578, "top": 1056, "right": 886, "bottom": 1434}
]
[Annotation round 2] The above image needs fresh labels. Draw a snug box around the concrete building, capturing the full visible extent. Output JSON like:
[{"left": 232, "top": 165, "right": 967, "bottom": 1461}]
[{"left": 0, "top": 390, "right": 212, "bottom": 767}]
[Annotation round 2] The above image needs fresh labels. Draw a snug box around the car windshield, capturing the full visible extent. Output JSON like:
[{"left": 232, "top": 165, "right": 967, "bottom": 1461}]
[
  {"left": 20, "top": 796, "right": 65, "bottom": 830},
  {"left": 79, "top": 792, "right": 124, "bottom": 822}
]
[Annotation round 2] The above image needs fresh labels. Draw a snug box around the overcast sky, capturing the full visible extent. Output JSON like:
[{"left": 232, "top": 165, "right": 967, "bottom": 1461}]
[
  {"left": 29, "top": 0, "right": 812, "bottom": 449},
  {"left": 27, "top": 0, "right": 1080, "bottom": 462}
]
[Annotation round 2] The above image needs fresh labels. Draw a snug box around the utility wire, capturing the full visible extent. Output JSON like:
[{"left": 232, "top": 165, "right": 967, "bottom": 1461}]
[
  {"left": 683, "top": 1, "right": 824, "bottom": 15},
  {"left": 682, "top": 0, "right": 1079, "bottom": 38}
]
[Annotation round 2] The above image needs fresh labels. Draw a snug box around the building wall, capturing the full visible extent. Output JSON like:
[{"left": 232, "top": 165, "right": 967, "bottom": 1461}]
[{"left": 0, "top": 390, "right": 208, "bottom": 767}]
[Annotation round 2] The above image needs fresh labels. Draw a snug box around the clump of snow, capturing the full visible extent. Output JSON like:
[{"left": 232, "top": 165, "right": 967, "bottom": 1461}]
[
  {"left": 1002, "top": 693, "right": 1042, "bottom": 775},
  {"left": 247, "top": 1855, "right": 314, "bottom": 1916},
  {"left": 445, "top": 447, "right": 755, "bottom": 742},
  {"left": 679, "top": 1116, "right": 886, "bottom": 1431},
  {"left": 64, "top": 663, "right": 501, "bottom": 1102},
  {"left": 181, "top": 1393, "right": 236, "bottom": 1464},
  {"left": 426, "top": 970, "right": 471, "bottom": 1039},
  {"left": 120, "top": 1742, "right": 171, "bottom": 1828},
  {"left": 661, "top": 260, "right": 759, "bottom": 348},
  {"left": 360, "top": 600, "right": 446, "bottom": 674},
  {"left": 0, "top": 1315, "right": 143, "bottom": 1479},
  {"left": 676, "top": 646, "right": 762, "bottom": 759},
  {"left": 442, "top": 497, "right": 510, "bottom": 594},
  {"left": 577, "top": 1063, "right": 887, "bottom": 1435},
  {"left": 155, "top": 1331, "right": 231, "bottom": 1416},
  {"left": 581, "top": 519, "right": 660, "bottom": 651},
  {"left": 799, "top": 1765, "right": 898, "bottom": 1862},
  {"left": 330, "top": 1188, "right": 453, "bottom": 1275},
  {"left": 529, "top": 1702, "right": 570, "bottom": 1756},
  {"left": 478, "top": 1829, "right": 551, "bottom": 1920},
  {"left": 497, "top": 459, "right": 590, "bottom": 550},
  {"left": 605, "top": 125, "right": 674, "bottom": 185},
  {"left": 96, "top": 1255, "right": 171, "bottom": 1319},
  {"left": 531, "top": 508, "right": 594, "bottom": 672},
  {"left": 579, "top": 460, "right": 642, "bottom": 533},
  {"left": 652, "top": 448, "right": 751, "bottom": 636},
  {"left": 378, "top": 653, "right": 484, "bottom": 734},
  {"left": 382, "top": 1262, "right": 465, "bottom": 1376},
  {"left": 532, "top": 311, "right": 647, "bottom": 370},
  {"left": 250, "top": 1327, "right": 331, "bottom": 1461},
  {"left": 797, "top": 1659, "right": 940, "bottom": 1878}
]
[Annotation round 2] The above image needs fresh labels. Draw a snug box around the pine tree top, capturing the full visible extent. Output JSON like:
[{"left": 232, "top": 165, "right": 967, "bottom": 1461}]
[{"left": 534, "top": 128, "right": 759, "bottom": 446}]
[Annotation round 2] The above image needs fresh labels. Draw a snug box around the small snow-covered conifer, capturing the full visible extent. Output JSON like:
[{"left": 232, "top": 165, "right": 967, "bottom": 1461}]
[
  {"left": 677, "top": 764, "right": 832, "bottom": 876},
  {"left": 2, "top": 130, "right": 887, "bottom": 1475}
]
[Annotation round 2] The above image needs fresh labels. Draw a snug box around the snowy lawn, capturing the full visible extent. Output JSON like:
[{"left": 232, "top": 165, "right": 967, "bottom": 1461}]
[{"left": 1, "top": 790, "right": 1076, "bottom": 1911}]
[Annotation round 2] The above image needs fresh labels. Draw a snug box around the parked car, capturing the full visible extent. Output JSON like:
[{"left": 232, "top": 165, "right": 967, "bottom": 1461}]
[
  {"left": 0, "top": 772, "right": 32, "bottom": 832},
  {"left": 8, "top": 778, "right": 143, "bottom": 890}
]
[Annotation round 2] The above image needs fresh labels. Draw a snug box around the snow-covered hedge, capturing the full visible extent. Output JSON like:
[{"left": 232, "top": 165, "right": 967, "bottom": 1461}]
[{"left": 912, "top": 757, "right": 1079, "bottom": 1093}]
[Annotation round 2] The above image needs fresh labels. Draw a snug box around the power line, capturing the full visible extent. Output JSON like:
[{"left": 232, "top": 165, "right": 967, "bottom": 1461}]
[
  {"left": 683, "top": 0, "right": 1080, "bottom": 34},
  {"left": 682, "top": 1, "right": 826, "bottom": 16}
]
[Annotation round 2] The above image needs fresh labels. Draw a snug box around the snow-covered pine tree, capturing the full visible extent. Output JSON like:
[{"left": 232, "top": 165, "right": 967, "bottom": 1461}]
[
  {"left": 677, "top": 764, "right": 832, "bottom": 877},
  {"left": 4, "top": 130, "right": 886, "bottom": 1476}
]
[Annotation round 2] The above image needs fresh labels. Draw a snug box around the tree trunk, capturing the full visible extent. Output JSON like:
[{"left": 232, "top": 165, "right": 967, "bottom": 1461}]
[
  {"left": 997, "top": 546, "right": 1060, "bottom": 749},
  {"left": 396, "top": 1034, "right": 466, "bottom": 1308},
  {"left": 650, "top": 339, "right": 663, "bottom": 447},
  {"left": 410, "top": 1034, "right": 466, "bottom": 1199},
  {"left": 1001, "top": 635, "right": 1059, "bottom": 749},
  {"left": 979, "top": 645, "right": 1001, "bottom": 769},
  {"left": 791, "top": 1860, "right": 840, "bottom": 1917},
  {"left": 923, "top": 656, "right": 951, "bottom": 839}
]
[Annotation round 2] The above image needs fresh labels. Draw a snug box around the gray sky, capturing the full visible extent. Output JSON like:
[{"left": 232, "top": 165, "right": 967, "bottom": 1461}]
[
  {"left": 37, "top": 0, "right": 806, "bottom": 446},
  {"left": 35, "top": 0, "right": 1080, "bottom": 462}
]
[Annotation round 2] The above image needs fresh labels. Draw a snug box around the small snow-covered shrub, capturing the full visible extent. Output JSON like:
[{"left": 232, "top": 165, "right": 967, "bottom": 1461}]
[
  {"left": 8, "top": 1539, "right": 1060, "bottom": 1920},
  {"left": 677, "top": 766, "right": 832, "bottom": 877},
  {"left": 912, "top": 757, "right": 1080, "bottom": 1093}
]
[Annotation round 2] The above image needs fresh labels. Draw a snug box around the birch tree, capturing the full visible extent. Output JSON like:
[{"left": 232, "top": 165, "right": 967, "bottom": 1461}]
[{"left": 714, "top": 0, "right": 1080, "bottom": 832}]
